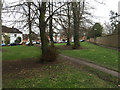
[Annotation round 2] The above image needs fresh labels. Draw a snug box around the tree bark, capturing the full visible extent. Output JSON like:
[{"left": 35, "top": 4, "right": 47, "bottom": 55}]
[
  {"left": 49, "top": 2, "right": 54, "bottom": 47},
  {"left": 72, "top": 2, "right": 80, "bottom": 48},
  {"left": 28, "top": 2, "right": 32, "bottom": 46},
  {"left": 0, "top": 0, "right": 2, "bottom": 89},
  {"left": 39, "top": 2, "right": 48, "bottom": 62},
  {"left": 67, "top": 3, "right": 71, "bottom": 46}
]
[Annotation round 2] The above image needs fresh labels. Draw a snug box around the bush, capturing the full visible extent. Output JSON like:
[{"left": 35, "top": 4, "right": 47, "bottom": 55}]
[
  {"left": 15, "top": 37, "right": 21, "bottom": 43},
  {"left": 40, "top": 46, "right": 59, "bottom": 62},
  {"left": 4, "top": 35, "right": 10, "bottom": 45}
]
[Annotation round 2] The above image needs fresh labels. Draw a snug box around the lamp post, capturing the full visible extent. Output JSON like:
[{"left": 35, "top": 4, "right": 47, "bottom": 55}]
[{"left": 94, "top": 28, "right": 97, "bottom": 44}]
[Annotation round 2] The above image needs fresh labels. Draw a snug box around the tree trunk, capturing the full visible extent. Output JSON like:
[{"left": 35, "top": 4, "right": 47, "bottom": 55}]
[
  {"left": 39, "top": 2, "right": 48, "bottom": 62},
  {"left": 28, "top": 2, "right": 32, "bottom": 46},
  {"left": 0, "top": 0, "right": 2, "bottom": 89},
  {"left": 67, "top": 3, "right": 71, "bottom": 46},
  {"left": 49, "top": 2, "right": 54, "bottom": 47},
  {"left": 72, "top": 2, "right": 80, "bottom": 48}
]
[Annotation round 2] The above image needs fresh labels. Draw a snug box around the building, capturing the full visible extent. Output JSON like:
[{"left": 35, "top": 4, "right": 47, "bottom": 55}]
[
  {"left": 2, "top": 25, "right": 23, "bottom": 44},
  {"left": 22, "top": 32, "right": 41, "bottom": 43}
]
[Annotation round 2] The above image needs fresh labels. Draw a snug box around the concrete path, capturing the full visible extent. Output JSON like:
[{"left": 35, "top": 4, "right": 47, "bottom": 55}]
[{"left": 60, "top": 54, "right": 120, "bottom": 78}]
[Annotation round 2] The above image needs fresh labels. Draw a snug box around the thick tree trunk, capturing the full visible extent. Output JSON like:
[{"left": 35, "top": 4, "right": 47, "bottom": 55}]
[
  {"left": 28, "top": 2, "right": 32, "bottom": 46},
  {"left": 67, "top": 3, "right": 70, "bottom": 46},
  {"left": 72, "top": 2, "right": 80, "bottom": 48},
  {"left": 49, "top": 2, "right": 54, "bottom": 47},
  {"left": 39, "top": 2, "right": 48, "bottom": 62}
]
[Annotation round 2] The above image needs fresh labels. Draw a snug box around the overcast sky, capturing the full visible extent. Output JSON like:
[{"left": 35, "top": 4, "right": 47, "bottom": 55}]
[
  {"left": 3, "top": 0, "right": 119, "bottom": 24},
  {"left": 3, "top": 0, "right": 120, "bottom": 34},
  {"left": 90, "top": 0, "right": 119, "bottom": 24}
]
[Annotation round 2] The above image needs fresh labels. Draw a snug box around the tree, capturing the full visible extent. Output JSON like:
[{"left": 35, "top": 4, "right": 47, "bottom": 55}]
[
  {"left": 39, "top": 2, "right": 48, "bottom": 62},
  {"left": 49, "top": 1, "right": 54, "bottom": 47},
  {"left": 72, "top": 2, "right": 80, "bottom": 48},
  {"left": 66, "top": 2, "right": 71, "bottom": 46},
  {"left": 0, "top": 1, "right": 1, "bottom": 88},
  {"left": 104, "top": 22, "right": 113, "bottom": 35},
  {"left": 72, "top": 1, "right": 85, "bottom": 48},
  {"left": 0, "top": 0, "right": 1, "bottom": 49},
  {"left": 4, "top": 35, "right": 10, "bottom": 45},
  {"left": 32, "top": 1, "right": 67, "bottom": 62},
  {"left": 15, "top": 37, "right": 21, "bottom": 43},
  {"left": 109, "top": 10, "right": 118, "bottom": 33},
  {"left": 89, "top": 23, "right": 103, "bottom": 38},
  {"left": 27, "top": 2, "right": 32, "bottom": 46}
]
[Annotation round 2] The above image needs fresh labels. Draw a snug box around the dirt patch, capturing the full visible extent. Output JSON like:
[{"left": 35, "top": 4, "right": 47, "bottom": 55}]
[
  {"left": 3, "top": 58, "right": 62, "bottom": 73},
  {"left": 2, "top": 57, "right": 64, "bottom": 80}
]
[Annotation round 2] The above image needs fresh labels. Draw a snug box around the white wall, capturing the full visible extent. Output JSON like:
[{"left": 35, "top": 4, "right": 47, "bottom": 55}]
[{"left": 9, "top": 33, "right": 23, "bottom": 43}]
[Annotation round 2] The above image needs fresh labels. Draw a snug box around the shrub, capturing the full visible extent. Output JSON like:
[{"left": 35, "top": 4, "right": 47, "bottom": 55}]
[
  {"left": 15, "top": 37, "right": 21, "bottom": 43},
  {"left": 40, "top": 46, "right": 59, "bottom": 62},
  {"left": 4, "top": 35, "right": 10, "bottom": 45}
]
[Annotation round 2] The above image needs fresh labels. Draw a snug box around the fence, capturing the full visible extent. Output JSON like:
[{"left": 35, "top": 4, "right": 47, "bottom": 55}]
[{"left": 89, "top": 34, "right": 120, "bottom": 48}]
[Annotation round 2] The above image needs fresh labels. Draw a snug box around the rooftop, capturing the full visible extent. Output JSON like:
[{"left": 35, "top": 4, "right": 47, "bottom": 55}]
[{"left": 2, "top": 25, "right": 22, "bottom": 33}]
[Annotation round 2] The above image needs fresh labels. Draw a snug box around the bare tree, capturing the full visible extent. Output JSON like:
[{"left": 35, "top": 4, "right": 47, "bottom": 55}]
[
  {"left": 27, "top": 2, "right": 32, "bottom": 46},
  {"left": 66, "top": 2, "right": 71, "bottom": 45},
  {"left": 72, "top": 1, "right": 85, "bottom": 48},
  {"left": 49, "top": 1, "right": 54, "bottom": 47}
]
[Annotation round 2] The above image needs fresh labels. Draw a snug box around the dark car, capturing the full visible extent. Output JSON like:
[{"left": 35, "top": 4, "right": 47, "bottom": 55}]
[
  {"left": 53, "top": 41, "right": 57, "bottom": 43},
  {"left": 9, "top": 43, "right": 18, "bottom": 46}
]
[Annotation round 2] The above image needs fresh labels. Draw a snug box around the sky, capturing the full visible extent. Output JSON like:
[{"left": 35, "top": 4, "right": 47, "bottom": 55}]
[
  {"left": 2, "top": 0, "right": 120, "bottom": 34},
  {"left": 3, "top": 0, "right": 120, "bottom": 24},
  {"left": 89, "top": 0, "right": 120, "bottom": 24}
]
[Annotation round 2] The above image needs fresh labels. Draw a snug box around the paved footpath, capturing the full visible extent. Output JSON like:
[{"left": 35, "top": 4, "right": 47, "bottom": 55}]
[{"left": 60, "top": 54, "right": 120, "bottom": 78}]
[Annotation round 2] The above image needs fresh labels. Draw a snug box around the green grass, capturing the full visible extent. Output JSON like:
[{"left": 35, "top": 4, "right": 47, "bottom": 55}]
[
  {"left": 55, "top": 43, "right": 67, "bottom": 46},
  {"left": 3, "top": 59, "right": 118, "bottom": 88},
  {"left": 2, "top": 45, "right": 41, "bottom": 61},
  {"left": 61, "top": 42, "right": 119, "bottom": 71},
  {"left": 2, "top": 44, "right": 118, "bottom": 88}
]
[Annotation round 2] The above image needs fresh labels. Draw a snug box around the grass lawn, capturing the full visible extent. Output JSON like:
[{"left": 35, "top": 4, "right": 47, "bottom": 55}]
[
  {"left": 2, "top": 44, "right": 118, "bottom": 88},
  {"left": 2, "top": 45, "right": 41, "bottom": 61},
  {"left": 61, "top": 42, "right": 119, "bottom": 71},
  {"left": 3, "top": 57, "right": 118, "bottom": 88}
]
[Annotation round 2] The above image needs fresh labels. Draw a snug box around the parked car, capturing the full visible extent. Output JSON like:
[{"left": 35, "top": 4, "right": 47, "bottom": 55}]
[
  {"left": 8, "top": 42, "right": 18, "bottom": 46},
  {"left": 53, "top": 41, "right": 57, "bottom": 43},
  {"left": 65, "top": 41, "right": 67, "bottom": 43},
  {"left": 71, "top": 40, "right": 74, "bottom": 43},
  {"left": 32, "top": 41, "right": 36, "bottom": 44},
  {"left": 36, "top": 41, "right": 40, "bottom": 44},
  {"left": 1, "top": 43, "right": 5, "bottom": 46},
  {"left": 59, "top": 41, "right": 65, "bottom": 43},
  {"left": 18, "top": 42, "right": 23, "bottom": 45},
  {"left": 25, "top": 41, "right": 34, "bottom": 46},
  {"left": 80, "top": 40, "right": 85, "bottom": 42}
]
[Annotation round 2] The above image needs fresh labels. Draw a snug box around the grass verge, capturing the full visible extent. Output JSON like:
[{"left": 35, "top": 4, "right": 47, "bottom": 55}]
[
  {"left": 2, "top": 45, "right": 41, "bottom": 61},
  {"left": 60, "top": 42, "right": 119, "bottom": 71}
]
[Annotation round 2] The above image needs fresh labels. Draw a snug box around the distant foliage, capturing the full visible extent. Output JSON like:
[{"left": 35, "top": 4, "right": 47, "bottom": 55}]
[
  {"left": 88, "top": 23, "right": 103, "bottom": 38},
  {"left": 4, "top": 35, "right": 10, "bottom": 45},
  {"left": 109, "top": 10, "right": 118, "bottom": 32},
  {"left": 15, "top": 37, "right": 21, "bottom": 43}
]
